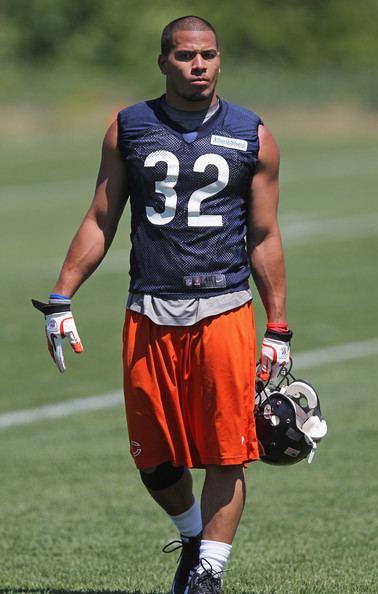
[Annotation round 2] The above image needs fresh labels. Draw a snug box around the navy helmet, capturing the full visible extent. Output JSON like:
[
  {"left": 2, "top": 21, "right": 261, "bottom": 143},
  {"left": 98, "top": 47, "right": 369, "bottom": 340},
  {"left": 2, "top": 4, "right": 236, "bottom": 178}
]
[{"left": 254, "top": 376, "right": 327, "bottom": 465}]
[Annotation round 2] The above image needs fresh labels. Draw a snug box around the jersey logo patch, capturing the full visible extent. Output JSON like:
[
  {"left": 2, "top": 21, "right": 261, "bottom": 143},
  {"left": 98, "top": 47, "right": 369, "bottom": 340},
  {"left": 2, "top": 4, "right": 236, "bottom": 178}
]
[
  {"left": 211, "top": 134, "right": 248, "bottom": 152},
  {"left": 183, "top": 273, "right": 226, "bottom": 289}
]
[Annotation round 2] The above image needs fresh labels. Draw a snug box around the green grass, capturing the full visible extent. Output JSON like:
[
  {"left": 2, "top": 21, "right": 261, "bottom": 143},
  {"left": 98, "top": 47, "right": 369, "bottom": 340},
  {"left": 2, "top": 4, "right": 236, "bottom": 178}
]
[{"left": 0, "top": 109, "right": 377, "bottom": 594}]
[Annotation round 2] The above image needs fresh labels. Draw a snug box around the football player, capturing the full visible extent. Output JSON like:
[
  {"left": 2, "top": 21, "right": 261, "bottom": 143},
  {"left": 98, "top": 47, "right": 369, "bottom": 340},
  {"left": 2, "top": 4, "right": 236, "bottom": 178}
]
[{"left": 33, "top": 15, "right": 292, "bottom": 594}]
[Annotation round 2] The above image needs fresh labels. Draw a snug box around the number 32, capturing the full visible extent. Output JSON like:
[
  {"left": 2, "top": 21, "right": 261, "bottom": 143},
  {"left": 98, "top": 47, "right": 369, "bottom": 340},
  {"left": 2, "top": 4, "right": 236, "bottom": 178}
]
[{"left": 144, "top": 150, "right": 229, "bottom": 227}]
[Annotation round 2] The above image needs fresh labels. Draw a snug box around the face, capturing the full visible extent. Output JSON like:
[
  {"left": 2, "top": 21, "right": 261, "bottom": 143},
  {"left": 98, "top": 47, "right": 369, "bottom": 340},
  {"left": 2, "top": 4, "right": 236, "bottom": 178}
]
[{"left": 159, "top": 29, "right": 221, "bottom": 110}]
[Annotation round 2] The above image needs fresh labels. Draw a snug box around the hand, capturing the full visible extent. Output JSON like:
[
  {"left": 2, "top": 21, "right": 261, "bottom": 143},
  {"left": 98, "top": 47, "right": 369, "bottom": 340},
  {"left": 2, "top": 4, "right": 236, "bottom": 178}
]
[
  {"left": 32, "top": 298, "right": 83, "bottom": 373},
  {"left": 257, "top": 327, "right": 292, "bottom": 383}
]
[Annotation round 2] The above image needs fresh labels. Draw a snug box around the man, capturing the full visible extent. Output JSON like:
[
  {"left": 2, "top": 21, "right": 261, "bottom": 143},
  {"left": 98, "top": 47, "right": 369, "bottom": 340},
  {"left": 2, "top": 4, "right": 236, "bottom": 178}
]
[{"left": 33, "top": 16, "right": 292, "bottom": 594}]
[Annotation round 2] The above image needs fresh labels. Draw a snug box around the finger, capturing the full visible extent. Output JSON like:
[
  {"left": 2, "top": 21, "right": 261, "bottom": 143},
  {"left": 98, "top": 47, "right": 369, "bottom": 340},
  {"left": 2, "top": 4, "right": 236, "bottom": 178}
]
[
  {"left": 62, "top": 319, "right": 84, "bottom": 353},
  {"left": 70, "top": 338, "right": 84, "bottom": 353},
  {"left": 66, "top": 330, "right": 84, "bottom": 353},
  {"left": 45, "top": 332, "right": 56, "bottom": 362},
  {"left": 271, "top": 359, "right": 289, "bottom": 378},
  {"left": 260, "top": 354, "right": 272, "bottom": 377},
  {"left": 256, "top": 362, "right": 271, "bottom": 382},
  {"left": 262, "top": 343, "right": 277, "bottom": 364},
  {"left": 279, "top": 360, "right": 291, "bottom": 375},
  {"left": 269, "top": 363, "right": 281, "bottom": 379},
  {"left": 257, "top": 369, "right": 270, "bottom": 382},
  {"left": 51, "top": 335, "right": 66, "bottom": 373}
]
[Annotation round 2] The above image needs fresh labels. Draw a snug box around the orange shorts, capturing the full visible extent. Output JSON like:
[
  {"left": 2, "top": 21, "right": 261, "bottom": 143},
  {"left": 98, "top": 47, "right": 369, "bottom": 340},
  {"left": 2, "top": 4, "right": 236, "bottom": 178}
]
[{"left": 122, "top": 302, "right": 259, "bottom": 469}]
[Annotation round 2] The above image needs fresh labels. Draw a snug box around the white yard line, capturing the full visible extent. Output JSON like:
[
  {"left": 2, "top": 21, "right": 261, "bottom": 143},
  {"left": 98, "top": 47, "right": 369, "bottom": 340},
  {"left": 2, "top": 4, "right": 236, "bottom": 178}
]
[
  {"left": 7, "top": 211, "right": 378, "bottom": 277},
  {"left": 100, "top": 212, "right": 378, "bottom": 273},
  {"left": 0, "top": 391, "right": 123, "bottom": 430},
  {"left": 1, "top": 338, "right": 377, "bottom": 430},
  {"left": 281, "top": 212, "right": 378, "bottom": 246},
  {"left": 295, "top": 337, "right": 378, "bottom": 369}
]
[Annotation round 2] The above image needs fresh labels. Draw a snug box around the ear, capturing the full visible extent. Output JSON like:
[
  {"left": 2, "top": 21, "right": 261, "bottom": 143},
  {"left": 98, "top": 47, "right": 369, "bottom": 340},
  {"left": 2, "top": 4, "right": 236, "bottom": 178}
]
[{"left": 158, "top": 54, "right": 167, "bottom": 75}]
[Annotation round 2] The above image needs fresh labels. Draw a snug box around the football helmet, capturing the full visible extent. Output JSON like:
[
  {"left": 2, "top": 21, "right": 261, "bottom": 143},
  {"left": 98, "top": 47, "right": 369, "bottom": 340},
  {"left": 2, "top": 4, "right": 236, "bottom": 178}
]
[{"left": 254, "top": 372, "right": 327, "bottom": 465}]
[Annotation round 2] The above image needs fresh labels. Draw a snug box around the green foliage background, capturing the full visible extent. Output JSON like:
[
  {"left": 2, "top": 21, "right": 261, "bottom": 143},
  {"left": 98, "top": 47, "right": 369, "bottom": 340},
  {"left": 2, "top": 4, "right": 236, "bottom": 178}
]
[
  {"left": 3, "top": 0, "right": 378, "bottom": 69},
  {"left": 1, "top": 0, "right": 378, "bottom": 110}
]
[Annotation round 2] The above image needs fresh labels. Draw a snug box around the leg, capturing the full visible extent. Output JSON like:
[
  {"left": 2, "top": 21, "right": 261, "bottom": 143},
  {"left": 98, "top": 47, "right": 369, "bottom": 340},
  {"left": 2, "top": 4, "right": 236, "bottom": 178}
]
[
  {"left": 186, "top": 465, "right": 245, "bottom": 594},
  {"left": 201, "top": 464, "right": 246, "bottom": 544},
  {"left": 185, "top": 308, "right": 255, "bottom": 591},
  {"left": 141, "top": 465, "right": 195, "bottom": 516},
  {"left": 140, "top": 463, "right": 202, "bottom": 594},
  {"left": 123, "top": 315, "right": 204, "bottom": 594}
]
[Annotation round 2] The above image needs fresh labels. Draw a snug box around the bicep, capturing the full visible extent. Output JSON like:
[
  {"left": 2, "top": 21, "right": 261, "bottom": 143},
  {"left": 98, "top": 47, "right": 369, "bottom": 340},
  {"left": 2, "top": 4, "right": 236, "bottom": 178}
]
[
  {"left": 248, "top": 125, "right": 280, "bottom": 243},
  {"left": 87, "top": 120, "right": 129, "bottom": 230}
]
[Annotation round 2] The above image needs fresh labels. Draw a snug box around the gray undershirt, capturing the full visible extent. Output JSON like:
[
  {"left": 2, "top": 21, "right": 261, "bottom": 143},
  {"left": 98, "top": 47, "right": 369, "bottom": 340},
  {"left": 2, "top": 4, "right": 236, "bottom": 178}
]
[
  {"left": 127, "top": 97, "right": 252, "bottom": 326},
  {"left": 127, "top": 290, "right": 252, "bottom": 326}
]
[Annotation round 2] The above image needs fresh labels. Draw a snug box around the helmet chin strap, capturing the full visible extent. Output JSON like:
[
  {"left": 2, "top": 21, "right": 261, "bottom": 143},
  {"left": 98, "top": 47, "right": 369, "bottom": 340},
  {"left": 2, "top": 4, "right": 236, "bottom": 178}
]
[{"left": 304, "top": 434, "right": 317, "bottom": 464}]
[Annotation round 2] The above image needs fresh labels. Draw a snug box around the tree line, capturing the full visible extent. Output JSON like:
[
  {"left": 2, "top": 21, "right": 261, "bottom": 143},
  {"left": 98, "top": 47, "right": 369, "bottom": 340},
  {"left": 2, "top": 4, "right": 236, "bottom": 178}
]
[{"left": 1, "top": 0, "right": 377, "bottom": 73}]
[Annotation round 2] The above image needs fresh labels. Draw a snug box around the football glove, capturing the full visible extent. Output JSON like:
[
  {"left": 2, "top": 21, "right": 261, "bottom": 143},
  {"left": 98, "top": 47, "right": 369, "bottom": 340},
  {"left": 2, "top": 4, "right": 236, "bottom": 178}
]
[
  {"left": 257, "top": 325, "right": 293, "bottom": 383},
  {"left": 32, "top": 297, "right": 83, "bottom": 373}
]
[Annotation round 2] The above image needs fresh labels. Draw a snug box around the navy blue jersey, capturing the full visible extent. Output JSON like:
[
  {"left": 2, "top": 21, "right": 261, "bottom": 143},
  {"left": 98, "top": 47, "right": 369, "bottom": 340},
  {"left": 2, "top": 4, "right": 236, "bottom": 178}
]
[{"left": 117, "top": 97, "right": 262, "bottom": 298}]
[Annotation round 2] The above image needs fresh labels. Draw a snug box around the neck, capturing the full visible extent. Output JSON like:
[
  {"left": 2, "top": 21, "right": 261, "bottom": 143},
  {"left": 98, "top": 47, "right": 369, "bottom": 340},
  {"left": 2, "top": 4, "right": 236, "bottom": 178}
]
[{"left": 164, "top": 90, "right": 218, "bottom": 112}]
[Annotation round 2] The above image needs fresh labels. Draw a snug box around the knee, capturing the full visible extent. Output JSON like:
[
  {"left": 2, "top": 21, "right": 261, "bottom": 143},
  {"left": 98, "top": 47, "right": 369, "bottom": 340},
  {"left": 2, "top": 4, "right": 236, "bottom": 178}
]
[{"left": 139, "top": 461, "right": 185, "bottom": 490}]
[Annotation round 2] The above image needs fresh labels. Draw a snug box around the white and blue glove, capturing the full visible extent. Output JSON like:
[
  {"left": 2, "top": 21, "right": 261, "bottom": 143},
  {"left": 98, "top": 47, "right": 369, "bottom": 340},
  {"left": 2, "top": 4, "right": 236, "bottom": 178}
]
[
  {"left": 257, "top": 324, "right": 293, "bottom": 383},
  {"left": 32, "top": 295, "right": 83, "bottom": 373}
]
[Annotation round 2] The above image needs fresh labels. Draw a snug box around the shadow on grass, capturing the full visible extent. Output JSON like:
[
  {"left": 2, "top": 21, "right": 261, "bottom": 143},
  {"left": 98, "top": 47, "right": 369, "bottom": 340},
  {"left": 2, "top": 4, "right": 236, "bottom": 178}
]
[
  {"left": 0, "top": 590, "right": 154, "bottom": 594},
  {"left": 0, "top": 590, "right": 278, "bottom": 594}
]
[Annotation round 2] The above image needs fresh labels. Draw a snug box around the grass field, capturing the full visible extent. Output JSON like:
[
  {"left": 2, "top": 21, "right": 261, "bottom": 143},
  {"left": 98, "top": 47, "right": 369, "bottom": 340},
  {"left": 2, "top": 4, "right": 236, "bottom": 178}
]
[{"left": 1, "top": 107, "right": 377, "bottom": 594}]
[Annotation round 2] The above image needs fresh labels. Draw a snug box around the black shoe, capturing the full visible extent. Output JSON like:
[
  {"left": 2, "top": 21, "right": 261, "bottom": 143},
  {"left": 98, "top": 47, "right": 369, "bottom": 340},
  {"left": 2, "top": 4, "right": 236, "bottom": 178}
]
[
  {"left": 163, "top": 533, "right": 202, "bottom": 594},
  {"left": 187, "top": 562, "right": 222, "bottom": 594}
]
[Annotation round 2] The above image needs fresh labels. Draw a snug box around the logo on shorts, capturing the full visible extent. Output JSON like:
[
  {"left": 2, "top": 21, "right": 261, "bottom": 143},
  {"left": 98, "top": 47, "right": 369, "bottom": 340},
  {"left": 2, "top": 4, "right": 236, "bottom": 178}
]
[{"left": 131, "top": 440, "right": 142, "bottom": 457}]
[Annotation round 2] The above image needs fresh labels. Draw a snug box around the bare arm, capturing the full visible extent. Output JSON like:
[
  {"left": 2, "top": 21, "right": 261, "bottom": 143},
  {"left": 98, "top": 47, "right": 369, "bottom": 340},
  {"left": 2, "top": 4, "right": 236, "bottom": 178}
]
[
  {"left": 248, "top": 125, "right": 287, "bottom": 323},
  {"left": 52, "top": 120, "right": 128, "bottom": 297}
]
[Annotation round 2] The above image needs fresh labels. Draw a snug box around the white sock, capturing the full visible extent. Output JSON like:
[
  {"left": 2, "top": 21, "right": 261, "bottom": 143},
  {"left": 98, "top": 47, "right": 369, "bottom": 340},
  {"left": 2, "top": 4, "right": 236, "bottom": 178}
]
[
  {"left": 198, "top": 540, "right": 232, "bottom": 574},
  {"left": 168, "top": 499, "right": 202, "bottom": 537}
]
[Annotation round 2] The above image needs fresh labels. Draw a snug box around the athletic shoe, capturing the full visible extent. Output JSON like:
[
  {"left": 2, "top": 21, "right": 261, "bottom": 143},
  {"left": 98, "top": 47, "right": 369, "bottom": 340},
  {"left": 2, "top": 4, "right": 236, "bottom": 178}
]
[
  {"left": 187, "top": 562, "right": 222, "bottom": 594},
  {"left": 163, "top": 533, "right": 202, "bottom": 594}
]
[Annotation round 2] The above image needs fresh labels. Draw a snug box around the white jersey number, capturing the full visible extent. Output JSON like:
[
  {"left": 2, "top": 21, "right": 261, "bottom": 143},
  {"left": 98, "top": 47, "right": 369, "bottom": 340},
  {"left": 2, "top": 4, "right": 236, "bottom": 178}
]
[
  {"left": 144, "top": 151, "right": 229, "bottom": 227},
  {"left": 144, "top": 151, "right": 179, "bottom": 225}
]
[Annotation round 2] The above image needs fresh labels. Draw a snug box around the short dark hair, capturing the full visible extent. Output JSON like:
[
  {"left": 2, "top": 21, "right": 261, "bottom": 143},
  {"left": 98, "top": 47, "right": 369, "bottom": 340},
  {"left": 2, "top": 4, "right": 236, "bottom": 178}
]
[{"left": 161, "top": 15, "right": 219, "bottom": 56}]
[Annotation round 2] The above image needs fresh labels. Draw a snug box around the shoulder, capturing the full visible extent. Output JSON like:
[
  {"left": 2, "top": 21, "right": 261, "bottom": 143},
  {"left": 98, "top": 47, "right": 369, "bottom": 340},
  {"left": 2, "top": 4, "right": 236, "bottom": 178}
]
[
  {"left": 222, "top": 99, "right": 262, "bottom": 129},
  {"left": 117, "top": 98, "right": 163, "bottom": 150},
  {"left": 223, "top": 99, "right": 262, "bottom": 121},
  {"left": 255, "top": 125, "right": 280, "bottom": 178},
  {"left": 118, "top": 98, "right": 161, "bottom": 129},
  {"left": 220, "top": 99, "right": 263, "bottom": 148},
  {"left": 102, "top": 120, "right": 118, "bottom": 152}
]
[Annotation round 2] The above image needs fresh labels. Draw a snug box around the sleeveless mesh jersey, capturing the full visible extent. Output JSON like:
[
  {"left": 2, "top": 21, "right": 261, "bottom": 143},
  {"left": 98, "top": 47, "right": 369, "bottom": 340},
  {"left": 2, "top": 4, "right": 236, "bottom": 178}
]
[{"left": 118, "top": 97, "right": 262, "bottom": 298}]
